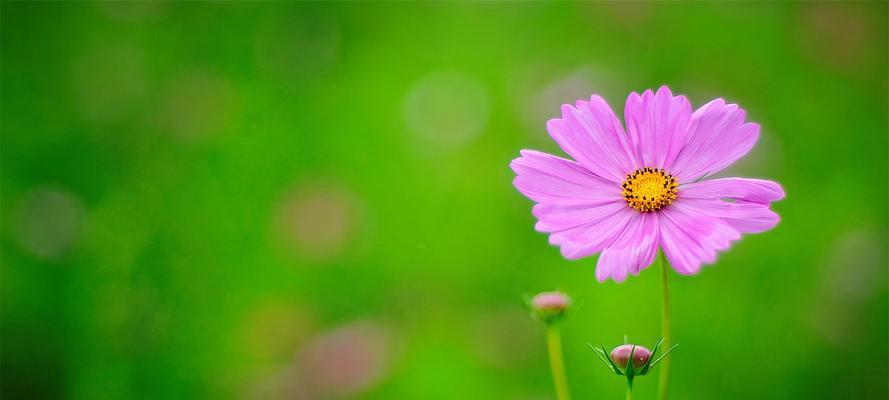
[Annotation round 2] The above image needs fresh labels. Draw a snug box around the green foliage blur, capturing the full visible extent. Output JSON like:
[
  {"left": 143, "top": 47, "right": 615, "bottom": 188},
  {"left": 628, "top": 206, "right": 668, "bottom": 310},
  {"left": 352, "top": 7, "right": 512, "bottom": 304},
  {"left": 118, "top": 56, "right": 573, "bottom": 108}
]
[{"left": 2, "top": 2, "right": 887, "bottom": 399}]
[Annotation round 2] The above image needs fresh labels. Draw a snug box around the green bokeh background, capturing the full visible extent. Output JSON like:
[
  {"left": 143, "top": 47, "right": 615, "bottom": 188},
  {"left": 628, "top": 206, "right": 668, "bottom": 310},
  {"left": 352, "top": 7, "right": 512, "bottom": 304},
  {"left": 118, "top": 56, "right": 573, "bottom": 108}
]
[{"left": 2, "top": 2, "right": 887, "bottom": 399}]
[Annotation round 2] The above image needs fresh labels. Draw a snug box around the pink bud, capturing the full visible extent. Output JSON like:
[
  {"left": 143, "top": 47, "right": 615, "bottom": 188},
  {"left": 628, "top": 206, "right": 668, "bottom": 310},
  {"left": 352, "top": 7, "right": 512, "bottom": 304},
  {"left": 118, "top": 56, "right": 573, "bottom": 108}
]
[
  {"left": 531, "top": 291, "right": 570, "bottom": 312},
  {"left": 610, "top": 344, "right": 652, "bottom": 369}
]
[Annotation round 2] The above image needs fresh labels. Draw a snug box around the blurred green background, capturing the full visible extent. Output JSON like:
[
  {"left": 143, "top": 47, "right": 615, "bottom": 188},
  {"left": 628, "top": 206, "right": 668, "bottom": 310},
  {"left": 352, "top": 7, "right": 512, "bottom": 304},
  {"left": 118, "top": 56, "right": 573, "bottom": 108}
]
[{"left": 2, "top": 2, "right": 887, "bottom": 399}]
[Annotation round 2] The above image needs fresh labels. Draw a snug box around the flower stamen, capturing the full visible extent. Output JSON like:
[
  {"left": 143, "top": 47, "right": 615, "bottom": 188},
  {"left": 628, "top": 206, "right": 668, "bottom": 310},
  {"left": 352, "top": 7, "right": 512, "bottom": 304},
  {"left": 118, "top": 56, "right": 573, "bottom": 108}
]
[{"left": 621, "top": 167, "right": 678, "bottom": 212}]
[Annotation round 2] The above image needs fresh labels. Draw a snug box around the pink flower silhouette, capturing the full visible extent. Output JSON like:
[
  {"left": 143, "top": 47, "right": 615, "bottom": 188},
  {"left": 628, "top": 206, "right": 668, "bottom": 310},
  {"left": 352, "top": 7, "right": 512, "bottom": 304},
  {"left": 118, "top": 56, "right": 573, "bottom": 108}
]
[{"left": 511, "top": 86, "right": 784, "bottom": 282}]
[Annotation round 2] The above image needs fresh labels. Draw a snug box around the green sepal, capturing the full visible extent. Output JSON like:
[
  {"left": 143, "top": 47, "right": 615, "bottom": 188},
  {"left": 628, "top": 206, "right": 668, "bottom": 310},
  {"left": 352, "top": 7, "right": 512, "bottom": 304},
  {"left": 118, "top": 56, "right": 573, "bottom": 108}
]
[
  {"left": 588, "top": 343, "right": 608, "bottom": 366},
  {"left": 650, "top": 343, "right": 678, "bottom": 367},
  {"left": 587, "top": 343, "right": 610, "bottom": 368},
  {"left": 637, "top": 338, "right": 664, "bottom": 375},
  {"left": 521, "top": 293, "right": 533, "bottom": 309},
  {"left": 602, "top": 344, "right": 624, "bottom": 376},
  {"left": 587, "top": 343, "right": 623, "bottom": 375},
  {"left": 624, "top": 345, "right": 637, "bottom": 378}
]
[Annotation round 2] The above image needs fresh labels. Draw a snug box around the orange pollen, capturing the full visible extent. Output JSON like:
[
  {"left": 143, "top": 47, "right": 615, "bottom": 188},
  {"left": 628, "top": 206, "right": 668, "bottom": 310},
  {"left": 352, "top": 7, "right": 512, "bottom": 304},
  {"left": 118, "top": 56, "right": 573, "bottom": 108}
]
[{"left": 621, "top": 167, "right": 678, "bottom": 212}]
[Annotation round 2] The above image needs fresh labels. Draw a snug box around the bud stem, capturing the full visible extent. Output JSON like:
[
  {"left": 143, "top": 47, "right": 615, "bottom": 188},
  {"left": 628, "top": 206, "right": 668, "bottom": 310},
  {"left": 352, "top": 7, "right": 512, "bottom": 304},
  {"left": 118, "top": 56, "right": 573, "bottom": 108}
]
[
  {"left": 546, "top": 325, "right": 572, "bottom": 400},
  {"left": 656, "top": 251, "right": 672, "bottom": 400},
  {"left": 626, "top": 383, "right": 633, "bottom": 400}
]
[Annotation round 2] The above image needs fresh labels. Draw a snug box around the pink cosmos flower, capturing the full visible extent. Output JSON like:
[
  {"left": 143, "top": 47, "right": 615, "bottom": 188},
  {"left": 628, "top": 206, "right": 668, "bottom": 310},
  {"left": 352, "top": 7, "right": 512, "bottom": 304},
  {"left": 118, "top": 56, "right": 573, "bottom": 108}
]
[{"left": 511, "top": 86, "right": 784, "bottom": 282}]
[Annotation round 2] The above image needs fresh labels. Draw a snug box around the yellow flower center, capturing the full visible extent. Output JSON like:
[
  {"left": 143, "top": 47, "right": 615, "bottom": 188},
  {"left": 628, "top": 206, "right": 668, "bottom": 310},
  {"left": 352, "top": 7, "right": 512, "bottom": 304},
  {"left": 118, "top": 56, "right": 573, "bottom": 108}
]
[{"left": 621, "top": 167, "right": 678, "bottom": 212}]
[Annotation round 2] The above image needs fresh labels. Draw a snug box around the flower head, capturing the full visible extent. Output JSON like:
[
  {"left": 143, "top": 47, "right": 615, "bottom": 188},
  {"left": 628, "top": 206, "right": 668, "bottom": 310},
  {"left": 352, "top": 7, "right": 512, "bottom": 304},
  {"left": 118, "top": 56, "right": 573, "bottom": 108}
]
[
  {"left": 529, "top": 291, "right": 570, "bottom": 324},
  {"left": 510, "top": 86, "right": 785, "bottom": 282},
  {"left": 590, "top": 339, "right": 676, "bottom": 379},
  {"left": 610, "top": 344, "right": 652, "bottom": 369}
]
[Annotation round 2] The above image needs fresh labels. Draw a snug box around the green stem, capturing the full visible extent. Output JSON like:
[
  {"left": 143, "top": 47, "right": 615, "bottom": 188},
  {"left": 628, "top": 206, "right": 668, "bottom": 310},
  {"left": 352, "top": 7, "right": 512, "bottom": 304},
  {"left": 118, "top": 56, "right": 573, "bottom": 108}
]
[
  {"left": 625, "top": 377, "right": 634, "bottom": 400},
  {"left": 656, "top": 251, "right": 672, "bottom": 400},
  {"left": 546, "top": 325, "right": 572, "bottom": 400}
]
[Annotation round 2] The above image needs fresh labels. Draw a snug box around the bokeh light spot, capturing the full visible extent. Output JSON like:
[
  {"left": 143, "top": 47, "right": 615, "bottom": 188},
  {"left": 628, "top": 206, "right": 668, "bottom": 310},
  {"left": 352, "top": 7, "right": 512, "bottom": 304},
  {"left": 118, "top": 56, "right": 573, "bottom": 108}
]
[
  {"left": 273, "top": 180, "right": 363, "bottom": 263},
  {"left": 12, "top": 187, "right": 87, "bottom": 260},
  {"left": 297, "top": 320, "right": 394, "bottom": 397},
  {"left": 797, "top": 3, "right": 877, "bottom": 72},
  {"left": 155, "top": 71, "right": 238, "bottom": 142},
  {"left": 70, "top": 43, "right": 149, "bottom": 125},
  {"left": 242, "top": 300, "right": 314, "bottom": 362},
  {"left": 254, "top": 13, "right": 340, "bottom": 81},
  {"left": 404, "top": 71, "right": 490, "bottom": 150}
]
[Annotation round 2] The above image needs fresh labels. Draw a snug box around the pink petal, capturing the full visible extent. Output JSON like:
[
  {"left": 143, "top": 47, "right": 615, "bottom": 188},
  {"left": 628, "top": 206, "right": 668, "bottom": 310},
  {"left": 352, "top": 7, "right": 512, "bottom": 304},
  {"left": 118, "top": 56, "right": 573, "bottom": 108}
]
[
  {"left": 658, "top": 201, "right": 740, "bottom": 275},
  {"left": 511, "top": 149, "right": 631, "bottom": 260},
  {"left": 551, "top": 207, "right": 635, "bottom": 260},
  {"left": 595, "top": 212, "right": 659, "bottom": 283},
  {"left": 680, "top": 177, "right": 785, "bottom": 204},
  {"left": 670, "top": 99, "right": 759, "bottom": 183},
  {"left": 680, "top": 198, "right": 780, "bottom": 234},
  {"left": 678, "top": 177, "right": 783, "bottom": 233},
  {"left": 624, "top": 86, "right": 693, "bottom": 171},
  {"left": 533, "top": 201, "right": 627, "bottom": 233},
  {"left": 546, "top": 96, "right": 638, "bottom": 182},
  {"left": 511, "top": 150, "right": 620, "bottom": 206}
]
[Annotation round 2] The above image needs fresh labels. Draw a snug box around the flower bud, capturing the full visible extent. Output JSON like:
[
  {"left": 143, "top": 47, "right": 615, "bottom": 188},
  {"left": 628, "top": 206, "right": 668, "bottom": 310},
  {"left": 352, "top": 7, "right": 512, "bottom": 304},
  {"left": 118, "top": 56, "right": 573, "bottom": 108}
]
[
  {"left": 530, "top": 291, "right": 570, "bottom": 324},
  {"left": 591, "top": 339, "right": 675, "bottom": 378},
  {"left": 610, "top": 344, "right": 652, "bottom": 369}
]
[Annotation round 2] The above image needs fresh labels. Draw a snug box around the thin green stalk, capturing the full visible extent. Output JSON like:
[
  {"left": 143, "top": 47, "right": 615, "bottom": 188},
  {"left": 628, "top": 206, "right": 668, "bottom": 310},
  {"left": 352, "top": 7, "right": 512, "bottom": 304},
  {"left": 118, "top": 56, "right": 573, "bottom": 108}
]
[
  {"left": 656, "top": 251, "right": 672, "bottom": 400},
  {"left": 546, "top": 325, "right": 572, "bottom": 400},
  {"left": 625, "top": 377, "right": 634, "bottom": 400}
]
